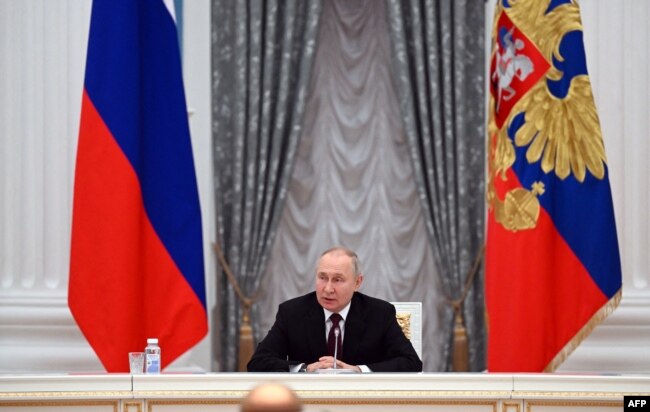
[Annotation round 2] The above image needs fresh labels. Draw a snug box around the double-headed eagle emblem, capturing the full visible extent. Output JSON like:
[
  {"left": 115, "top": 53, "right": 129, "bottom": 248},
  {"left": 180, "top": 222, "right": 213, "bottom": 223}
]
[{"left": 488, "top": 0, "right": 608, "bottom": 232}]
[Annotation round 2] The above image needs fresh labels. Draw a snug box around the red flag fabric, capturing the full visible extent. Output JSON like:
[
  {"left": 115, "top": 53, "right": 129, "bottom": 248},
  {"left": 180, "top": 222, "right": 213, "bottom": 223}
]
[
  {"left": 486, "top": 0, "right": 622, "bottom": 372},
  {"left": 68, "top": 0, "right": 207, "bottom": 372}
]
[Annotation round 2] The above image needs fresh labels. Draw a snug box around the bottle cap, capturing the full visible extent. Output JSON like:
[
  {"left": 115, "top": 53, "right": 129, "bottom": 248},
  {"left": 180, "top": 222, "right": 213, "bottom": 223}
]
[{"left": 147, "top": 338, "right": 158, "bottom": 344}]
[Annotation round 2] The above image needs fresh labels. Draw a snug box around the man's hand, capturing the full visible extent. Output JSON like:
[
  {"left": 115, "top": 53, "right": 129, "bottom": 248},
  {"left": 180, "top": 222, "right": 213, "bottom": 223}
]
[{"left": 305, "top": 356, "right": 361, "bottom": 373}]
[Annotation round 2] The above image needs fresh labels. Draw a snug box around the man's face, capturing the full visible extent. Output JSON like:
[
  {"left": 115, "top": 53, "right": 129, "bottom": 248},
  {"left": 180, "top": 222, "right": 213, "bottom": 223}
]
[{"left": 315, "top": 252, "right": 363, "bottom": 313}]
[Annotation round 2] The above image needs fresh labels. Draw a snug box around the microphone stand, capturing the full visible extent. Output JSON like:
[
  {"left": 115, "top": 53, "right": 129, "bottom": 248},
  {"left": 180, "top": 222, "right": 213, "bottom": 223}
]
[{"left": 333, "top": 328, "right": 339, "bottom": 369}]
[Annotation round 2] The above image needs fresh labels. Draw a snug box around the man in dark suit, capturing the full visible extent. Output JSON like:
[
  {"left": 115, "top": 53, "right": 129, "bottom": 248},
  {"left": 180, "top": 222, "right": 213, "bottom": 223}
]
[{"left": 247, "top": 247, "right": 422, "bottom": 372}]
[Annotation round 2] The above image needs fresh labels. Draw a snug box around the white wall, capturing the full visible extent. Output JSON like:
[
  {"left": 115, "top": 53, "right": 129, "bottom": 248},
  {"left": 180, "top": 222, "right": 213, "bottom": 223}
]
[
  {"left": 0, "top": 0, "right": 648, "bottom": 373},
  {"left": 0, "top": 0, "right": 100, "bottom": 373}
]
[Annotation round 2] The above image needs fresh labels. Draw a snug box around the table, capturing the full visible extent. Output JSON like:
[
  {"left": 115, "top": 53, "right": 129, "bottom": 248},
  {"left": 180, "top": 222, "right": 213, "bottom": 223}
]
[{"left": 1, "top": 373, "right": 649, "bottom": 412}]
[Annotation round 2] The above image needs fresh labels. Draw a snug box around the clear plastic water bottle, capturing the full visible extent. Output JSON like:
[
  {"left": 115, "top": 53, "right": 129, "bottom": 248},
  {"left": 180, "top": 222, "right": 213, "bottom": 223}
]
[{"left": 144, "top": 338, "right": 161, "bottom": 374}]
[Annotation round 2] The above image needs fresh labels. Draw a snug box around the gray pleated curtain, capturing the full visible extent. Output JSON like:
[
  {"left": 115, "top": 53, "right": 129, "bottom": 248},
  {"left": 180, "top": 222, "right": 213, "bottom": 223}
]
[
  {"left": 211, "top": 0, "right": 322, "bottom": 371},
  {"left": 385, "top": 0, "right": 487, "bottom": 370}
]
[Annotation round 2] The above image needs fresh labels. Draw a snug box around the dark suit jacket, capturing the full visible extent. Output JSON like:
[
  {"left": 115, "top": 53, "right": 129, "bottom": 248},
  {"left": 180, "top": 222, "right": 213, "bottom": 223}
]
[{"left": 247, "top": 292, "right": 422, "bottom": 372}]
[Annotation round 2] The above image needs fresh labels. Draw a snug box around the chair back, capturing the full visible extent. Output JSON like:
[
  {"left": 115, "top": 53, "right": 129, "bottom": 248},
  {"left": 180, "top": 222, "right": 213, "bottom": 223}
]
[{"left": 390, "top": 302, "right": 422, "bottom": 360}]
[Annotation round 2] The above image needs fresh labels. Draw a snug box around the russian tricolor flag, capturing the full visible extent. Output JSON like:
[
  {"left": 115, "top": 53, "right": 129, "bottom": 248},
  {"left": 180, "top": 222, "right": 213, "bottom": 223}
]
[{"left": 69, "top": 0, "right": 207, "bottom": 372}]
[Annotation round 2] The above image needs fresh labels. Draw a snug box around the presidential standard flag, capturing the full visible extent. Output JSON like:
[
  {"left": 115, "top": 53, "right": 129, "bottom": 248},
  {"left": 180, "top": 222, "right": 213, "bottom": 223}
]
[
  {"left": 485, "top": 0, "right": 622, "bottom": 372},
  {"left": 69, "top": 0, "right": 207, "bottom": 372}
]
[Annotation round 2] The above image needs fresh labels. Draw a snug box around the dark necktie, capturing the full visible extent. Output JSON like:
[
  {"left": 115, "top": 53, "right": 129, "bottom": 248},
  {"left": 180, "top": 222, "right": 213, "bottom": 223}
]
[{"left": 327, "top": 313, "right": 343, "bottom": 357}]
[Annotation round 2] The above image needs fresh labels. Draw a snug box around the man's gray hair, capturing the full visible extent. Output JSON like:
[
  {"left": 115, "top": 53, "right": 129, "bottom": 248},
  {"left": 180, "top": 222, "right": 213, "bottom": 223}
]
[{"left": 319, "top": 246, "right": 362, "bottom": 277}]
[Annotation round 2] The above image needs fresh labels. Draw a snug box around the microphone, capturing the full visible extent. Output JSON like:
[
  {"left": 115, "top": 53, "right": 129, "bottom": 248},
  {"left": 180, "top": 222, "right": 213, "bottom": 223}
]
[{"left": 333, "top": 327, "right": 340, "bottom": 369}]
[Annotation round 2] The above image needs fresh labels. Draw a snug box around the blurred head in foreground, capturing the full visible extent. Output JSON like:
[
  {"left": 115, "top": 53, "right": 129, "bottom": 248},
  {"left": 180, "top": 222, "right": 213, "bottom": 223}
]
[{"left": 241, "top": 382, "right": 302, "bottom": 412}]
